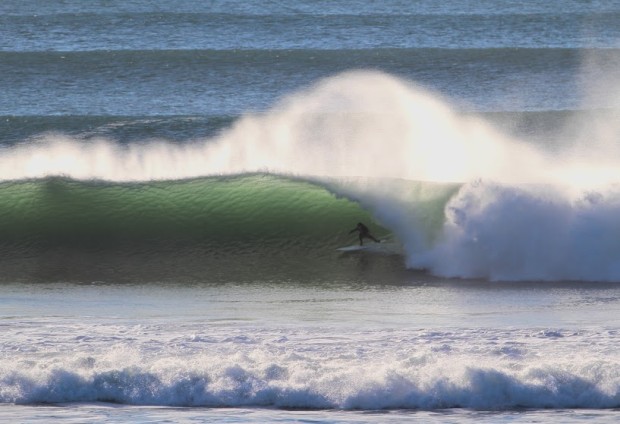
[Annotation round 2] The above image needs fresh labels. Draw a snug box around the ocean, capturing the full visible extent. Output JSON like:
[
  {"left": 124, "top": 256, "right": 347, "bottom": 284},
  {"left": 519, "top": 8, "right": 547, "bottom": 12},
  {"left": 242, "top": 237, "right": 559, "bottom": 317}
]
[{"left": 2, "top": 0, "right": 620, "bottom": 422}]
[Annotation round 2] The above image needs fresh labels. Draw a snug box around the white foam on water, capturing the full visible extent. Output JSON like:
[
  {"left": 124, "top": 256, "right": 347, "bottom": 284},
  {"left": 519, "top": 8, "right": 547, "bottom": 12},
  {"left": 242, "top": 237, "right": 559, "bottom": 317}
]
[{"left": 2, "top": 322, "right": 620, "bottom": 409}]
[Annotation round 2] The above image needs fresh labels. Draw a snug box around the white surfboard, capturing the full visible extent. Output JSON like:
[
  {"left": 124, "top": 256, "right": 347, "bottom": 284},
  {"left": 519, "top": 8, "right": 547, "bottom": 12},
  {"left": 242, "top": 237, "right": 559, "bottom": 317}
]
[
  {"left": 336, "top": 245, "right": 369, "bottom": 252},
  {"left": 337, "top": 240, "right": 403, "bottom": 255}
]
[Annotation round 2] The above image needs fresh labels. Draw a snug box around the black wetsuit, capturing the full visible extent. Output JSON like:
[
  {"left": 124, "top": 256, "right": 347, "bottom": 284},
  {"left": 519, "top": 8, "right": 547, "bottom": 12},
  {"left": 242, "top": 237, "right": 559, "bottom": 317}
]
[{"left": 350, "top": 223, "right": 380, "bottom": 246}]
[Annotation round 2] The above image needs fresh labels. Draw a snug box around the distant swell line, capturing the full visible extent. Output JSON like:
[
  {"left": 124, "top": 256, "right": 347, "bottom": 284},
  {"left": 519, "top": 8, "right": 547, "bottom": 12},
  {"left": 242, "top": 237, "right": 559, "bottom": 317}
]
[
  {"left": 2, "top": 47, "right": 617, "bottom": 58},
  {"left": 0, "top": 48, "right": 612, "bottom": 78}
]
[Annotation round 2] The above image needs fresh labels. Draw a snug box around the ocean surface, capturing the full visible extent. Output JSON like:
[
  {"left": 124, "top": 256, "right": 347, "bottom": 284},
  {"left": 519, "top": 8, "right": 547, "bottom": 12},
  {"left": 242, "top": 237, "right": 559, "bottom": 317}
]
[{"left": 2, "top": 0, "right": 620, "bottom": 422}]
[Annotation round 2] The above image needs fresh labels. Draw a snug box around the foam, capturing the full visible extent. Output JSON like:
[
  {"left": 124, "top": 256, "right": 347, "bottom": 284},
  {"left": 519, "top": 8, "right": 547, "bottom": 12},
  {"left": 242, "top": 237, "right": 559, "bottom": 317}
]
[
  {"left": 2, "top": 327, "right": 620, "bottom": 410},
  {"left": 409, "top": 182, "right": 620, "bottom": 281}
]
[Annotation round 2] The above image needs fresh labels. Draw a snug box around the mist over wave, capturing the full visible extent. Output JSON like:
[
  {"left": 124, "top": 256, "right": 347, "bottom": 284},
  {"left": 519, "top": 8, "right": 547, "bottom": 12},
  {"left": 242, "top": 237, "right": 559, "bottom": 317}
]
[
  {"left": 0, "top": 71, "right": 548, "bottom": 183},
  {"left": 2, "top": 70, "right": 620, "bottom": 281}
]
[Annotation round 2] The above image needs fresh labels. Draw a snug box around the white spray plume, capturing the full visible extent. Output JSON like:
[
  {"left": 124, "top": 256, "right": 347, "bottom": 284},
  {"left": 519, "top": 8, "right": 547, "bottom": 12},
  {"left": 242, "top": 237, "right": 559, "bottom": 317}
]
[{"left": 1, "top": 71, "right": 550, "bottom": 184}]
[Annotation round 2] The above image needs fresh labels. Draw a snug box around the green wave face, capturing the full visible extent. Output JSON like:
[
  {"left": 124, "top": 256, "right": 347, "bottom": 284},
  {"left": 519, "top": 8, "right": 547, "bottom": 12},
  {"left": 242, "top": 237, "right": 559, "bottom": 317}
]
[
  {"left": 0, "top": 175, "right": 374, "bottom": 246},
  {"left": 0, "top": 175, "right": 395, "bottom": 283},
  {"left": 0, "top": 174, "right": 457, "bottom": 283}
]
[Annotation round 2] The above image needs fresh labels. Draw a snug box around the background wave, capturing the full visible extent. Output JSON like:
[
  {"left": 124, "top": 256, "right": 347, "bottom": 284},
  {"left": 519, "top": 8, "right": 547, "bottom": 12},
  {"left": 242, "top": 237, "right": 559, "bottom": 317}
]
[
  {"left": 3, "top": 48, "right": 620, "bottom": 115},
  {"left": 2, "top": 11, "right": 618, "bottom": 51}
]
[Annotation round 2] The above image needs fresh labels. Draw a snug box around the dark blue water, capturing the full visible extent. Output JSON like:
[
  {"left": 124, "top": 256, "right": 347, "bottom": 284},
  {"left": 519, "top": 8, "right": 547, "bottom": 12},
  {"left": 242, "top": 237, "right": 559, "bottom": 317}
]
[{"left": 1, "top": 0, "right": 619, "bottom": 120}]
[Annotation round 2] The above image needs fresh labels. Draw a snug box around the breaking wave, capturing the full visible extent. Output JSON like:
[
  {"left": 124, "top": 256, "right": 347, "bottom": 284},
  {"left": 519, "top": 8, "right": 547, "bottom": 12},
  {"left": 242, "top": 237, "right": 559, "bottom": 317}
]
[{"left": 2, "top": 71, "right": 620, "bottom": 282}]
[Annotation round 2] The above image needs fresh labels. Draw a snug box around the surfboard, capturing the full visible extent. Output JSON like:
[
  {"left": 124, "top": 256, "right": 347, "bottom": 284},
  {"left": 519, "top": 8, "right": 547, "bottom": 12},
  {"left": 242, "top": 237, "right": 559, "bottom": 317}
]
[
  {"left": 336, "top": 241, "right": 403, "bottom": 255},
  {"left": 336, "top": 245, "right": 369, "bottom": 252}
]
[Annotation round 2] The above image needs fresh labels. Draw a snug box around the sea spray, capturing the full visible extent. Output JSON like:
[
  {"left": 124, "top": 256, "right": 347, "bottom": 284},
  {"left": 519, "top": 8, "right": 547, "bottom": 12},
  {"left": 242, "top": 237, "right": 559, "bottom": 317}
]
[
  {"left": 185, "top": 70, "right": 551, "bottom": 183},
  {"left": 0, "top": 71, "right": 545, "bottom": 183}
]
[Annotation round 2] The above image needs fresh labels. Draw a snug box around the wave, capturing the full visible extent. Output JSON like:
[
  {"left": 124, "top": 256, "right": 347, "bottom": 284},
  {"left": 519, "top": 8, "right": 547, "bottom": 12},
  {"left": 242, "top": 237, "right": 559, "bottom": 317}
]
[
  {"left": 8, "top": 360, "right": 620, "bottom": 409},
  {"left": 2, "top": 11, "right": 619, "bottom": 51},
  {"left": 2, "top": 71, "right": 620, "bottom": 282},
  {"left": 3, "top": 328, "right": 620, "bottom": 409},
  {"left": 0, "top": 174, "right": 383, "bottom": 248},
  {"left": 0, "top": 115, "right": 234, "bottom": 146},
  {"left": 0, "top": 174, "right": 417, "bottom": 283},
  {"left": 5, "top": 175, "right": 620, "bottom": 283},
  {"left": 2, "top": 1, "right": 619, "bottom": 17},
  {"left": 2, "top": 47, "right": 616, "bottom": 66},
  {"left": 4, "top": 48, "right": 618, "bottom": 115}
]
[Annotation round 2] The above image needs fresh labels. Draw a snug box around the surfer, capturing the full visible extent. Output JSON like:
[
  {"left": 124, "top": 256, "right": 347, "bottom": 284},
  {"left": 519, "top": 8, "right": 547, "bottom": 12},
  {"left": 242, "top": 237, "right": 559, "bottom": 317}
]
[{"left": 349, "top": 222, "right": 380, "bottom": 246}]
